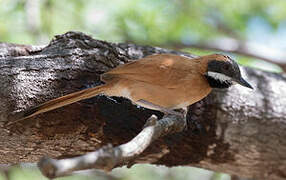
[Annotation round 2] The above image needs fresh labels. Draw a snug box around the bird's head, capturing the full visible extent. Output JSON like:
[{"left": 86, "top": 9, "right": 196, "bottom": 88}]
[{"left": 203, "top": 54, "right": 253, "bottom": 89}]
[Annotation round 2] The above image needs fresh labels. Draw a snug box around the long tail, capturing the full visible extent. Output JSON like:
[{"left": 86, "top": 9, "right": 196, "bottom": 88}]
[{"left": 7, "top": 84, "right": 111, "bottom": 126}]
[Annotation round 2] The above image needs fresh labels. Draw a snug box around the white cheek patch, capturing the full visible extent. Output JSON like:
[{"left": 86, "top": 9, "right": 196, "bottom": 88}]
[{"left": 207, "top": 71, "right": 232, "bottom": 82}]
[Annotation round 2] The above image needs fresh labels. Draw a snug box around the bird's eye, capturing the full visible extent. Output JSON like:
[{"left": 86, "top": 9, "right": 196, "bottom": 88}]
[{"left": 223, "top": 63, "right": 230, "bottom": 71}]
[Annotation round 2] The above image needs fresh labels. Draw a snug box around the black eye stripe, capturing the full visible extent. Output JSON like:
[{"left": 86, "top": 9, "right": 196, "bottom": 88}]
[
  {"left": 206, "top": 58, "right": 242, "bottom": 89},
  {"left": 207, "top": 59, "right": 242, "bottom": 82},
  {"left": 204, "top": 74, "right": 232, "bottom": 89},
  {"left": 207, "top": 60, "right": 228, "bottom": 72}
]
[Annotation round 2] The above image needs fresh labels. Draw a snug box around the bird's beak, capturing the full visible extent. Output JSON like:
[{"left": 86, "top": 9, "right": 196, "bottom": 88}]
[{"left": 235, "top": 77, "right": 253, "bottom": 89}]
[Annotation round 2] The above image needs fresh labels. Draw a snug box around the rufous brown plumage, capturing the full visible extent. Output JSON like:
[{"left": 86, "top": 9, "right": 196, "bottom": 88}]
[{"left": 8, "top": 53, "right": 253, "bottom": 125}]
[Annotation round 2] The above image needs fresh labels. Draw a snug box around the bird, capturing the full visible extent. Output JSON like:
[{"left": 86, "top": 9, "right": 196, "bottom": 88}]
[{"left": 7, "top": 53, "right": 253, "bottom": 125}]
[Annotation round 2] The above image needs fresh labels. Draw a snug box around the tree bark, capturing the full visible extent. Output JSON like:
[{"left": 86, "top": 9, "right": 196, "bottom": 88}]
[{"left": 0, "top": 31, "right": 285, "bottom": 180}]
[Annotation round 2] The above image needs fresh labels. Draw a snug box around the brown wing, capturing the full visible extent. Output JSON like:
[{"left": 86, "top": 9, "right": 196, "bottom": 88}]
[{"left": 102, "top": 54, "right": 199, "bottom": 89}]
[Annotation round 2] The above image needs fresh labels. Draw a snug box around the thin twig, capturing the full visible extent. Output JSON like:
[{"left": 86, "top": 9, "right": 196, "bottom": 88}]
[
  {"left": 168, "top": 37, "right": 286, "bottom": 72},
  {"left": 37, "top": 114, "right": 186, "bottom": 179}
]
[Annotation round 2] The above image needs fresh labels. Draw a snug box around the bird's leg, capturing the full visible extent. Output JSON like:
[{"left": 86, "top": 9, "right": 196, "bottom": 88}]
[
  {"left": 176, "top": 107, "right": 188, "bottom": 117},
  {"left": 136, "top": 99, "right": 183, "bottom": 117},
  {"left": 177, "top": 107, "right": 188, "bottom": 130},
  {"left": 138, "top": 100, "right": 187, "bottom": 130}
]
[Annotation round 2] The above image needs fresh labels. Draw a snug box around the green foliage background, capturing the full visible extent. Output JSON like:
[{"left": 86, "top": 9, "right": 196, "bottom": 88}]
[
  {"left": 1, "top": 0, "right": 286, "bottom": 179},
  {"left": 2, "top": 0, "right": 286, "bottom": 45}
]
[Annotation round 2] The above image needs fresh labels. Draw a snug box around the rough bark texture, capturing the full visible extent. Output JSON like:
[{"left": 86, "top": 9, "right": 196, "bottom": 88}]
[{"left": 0, "top": 32, "right": 285, "bottom": 180}]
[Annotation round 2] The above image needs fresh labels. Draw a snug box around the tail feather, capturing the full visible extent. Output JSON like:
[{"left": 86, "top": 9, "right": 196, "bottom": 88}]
[{"left": 7, "top": 84, "right": 110, "bottom": 126}]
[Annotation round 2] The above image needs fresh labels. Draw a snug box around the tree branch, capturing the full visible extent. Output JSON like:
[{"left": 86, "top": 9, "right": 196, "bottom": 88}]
[
  {"left": 0, "top": 32, "right": 286, "bottom": 180},
  {"left": 38, "top": 114, "right": 185, "bottom": 178}
]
